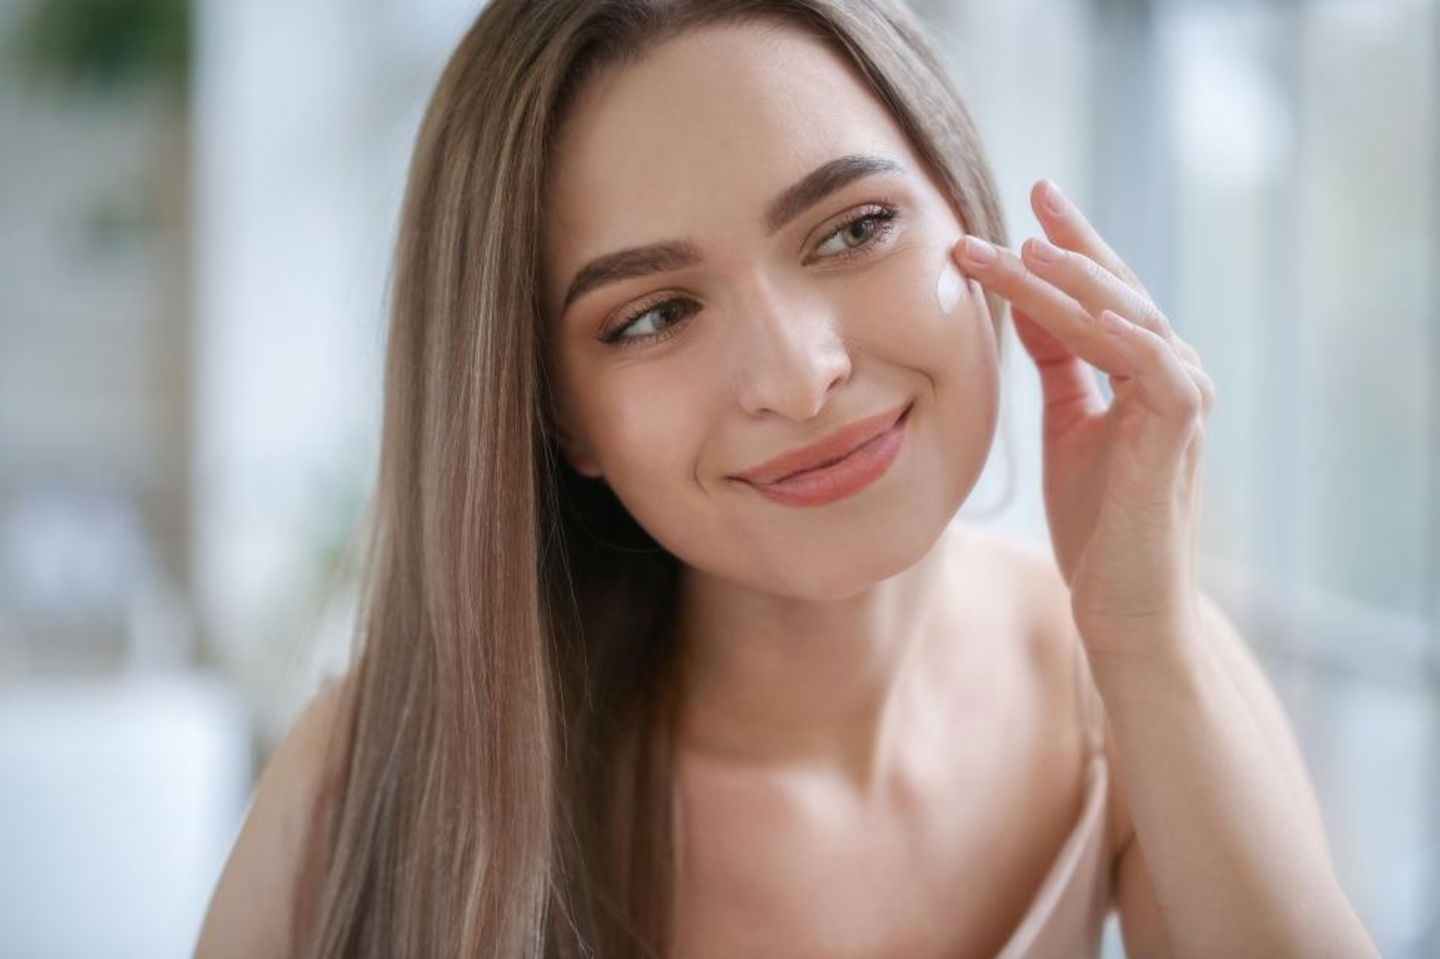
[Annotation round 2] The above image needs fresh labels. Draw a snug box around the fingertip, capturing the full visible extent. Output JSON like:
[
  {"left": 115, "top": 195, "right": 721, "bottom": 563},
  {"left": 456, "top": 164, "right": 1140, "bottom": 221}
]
[
  {"left": 950, "top": 237, "right": 973, "bottom": 276},
  {"left": 956, "top": 234, "right": 998, "bottom": 270},
  {"left": 1099, "top": 309, "right": 1131, "bottom": 336},
  {"left": 1029, "top": 178, "right": 1049, "bottom": 210},
  {"left": 1039, "top": 179, "right": 1069, "bottom": 217},
  {"left": 951, "top": 234, "right": 977, "bottom": 269}
]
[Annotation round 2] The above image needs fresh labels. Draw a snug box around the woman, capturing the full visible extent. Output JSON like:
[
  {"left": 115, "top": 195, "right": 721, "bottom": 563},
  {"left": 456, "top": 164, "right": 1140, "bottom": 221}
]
[{"left": 196, "top": 1, "right": 1378, "bottom": 956}]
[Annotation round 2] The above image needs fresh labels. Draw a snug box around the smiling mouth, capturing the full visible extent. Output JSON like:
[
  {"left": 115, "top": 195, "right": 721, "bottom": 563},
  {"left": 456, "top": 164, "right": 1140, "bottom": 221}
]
[
  {"left": 730, "top": 400, "right": 912, "bottom": 487},
  {"left": 777, "top": 400, "right": 910, "bottom": 480},
  {"left": 776, "top": 407, "right": 910, "bottom": 481},
  {"left": 735, "top": 402, "right": 912, "bottom": 508}
]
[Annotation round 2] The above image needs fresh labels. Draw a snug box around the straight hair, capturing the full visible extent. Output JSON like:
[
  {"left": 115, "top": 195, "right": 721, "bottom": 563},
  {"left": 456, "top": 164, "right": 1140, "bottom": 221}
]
[{"left": 293, "top": 1, "right": 1012, "bottom": 955}]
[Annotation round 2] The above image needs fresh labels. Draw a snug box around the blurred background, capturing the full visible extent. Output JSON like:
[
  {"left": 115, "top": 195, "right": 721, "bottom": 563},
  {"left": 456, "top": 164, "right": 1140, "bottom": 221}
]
[{"left": 0, "top": 0, "right": 1433, "bottom": 955}]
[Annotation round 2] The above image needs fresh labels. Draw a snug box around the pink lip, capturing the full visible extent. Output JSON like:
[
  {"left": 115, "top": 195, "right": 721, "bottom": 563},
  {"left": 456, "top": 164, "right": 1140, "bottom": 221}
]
[
  {"left": 731, "top": 401, "right": 912, "bottom": 486},
  {"left": 733, "top": 402, "right": 912, "bottom": 508}
]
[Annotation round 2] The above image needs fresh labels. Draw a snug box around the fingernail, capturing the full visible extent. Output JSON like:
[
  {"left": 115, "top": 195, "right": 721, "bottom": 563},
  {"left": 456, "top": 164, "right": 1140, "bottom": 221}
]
[
  {"left": 961, "top": 235, "right": 996, "bottom": 267},
  {"left": 1100, "top": 309, "right": 1131, "bottom": 335},
  {"left": 1028, "top": 237, "right": 1062, "bottom": 263},
  {"left": 1042, "top": 180, "right": 1068, "bottom": 216}
]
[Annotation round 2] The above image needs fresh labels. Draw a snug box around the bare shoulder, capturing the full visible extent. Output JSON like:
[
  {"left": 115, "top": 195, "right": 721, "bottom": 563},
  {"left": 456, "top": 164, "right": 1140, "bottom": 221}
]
[{"left": 194, "top": 673, "right": 355, "bottom": 959}]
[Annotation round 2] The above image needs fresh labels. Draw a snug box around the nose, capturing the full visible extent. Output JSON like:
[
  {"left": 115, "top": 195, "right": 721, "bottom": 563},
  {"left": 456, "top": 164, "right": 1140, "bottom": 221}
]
[{"left": 732, "top": 278, "right": 852, "bottom": 420}]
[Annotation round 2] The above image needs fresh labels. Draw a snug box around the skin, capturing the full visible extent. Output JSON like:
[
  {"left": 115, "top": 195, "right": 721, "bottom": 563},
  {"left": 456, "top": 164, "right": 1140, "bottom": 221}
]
[
  {"left": 540, "top": 21, "right": 1086, "bottom": 957},
  {"left": 192, "top": 14, "right": 1377, "bottom": 959},
  {"left": 542, "top": 19, "right": 1001, "bottom": 779},
  {"left": 540, "top": 14, "right": 1378, "bottom": 959}
]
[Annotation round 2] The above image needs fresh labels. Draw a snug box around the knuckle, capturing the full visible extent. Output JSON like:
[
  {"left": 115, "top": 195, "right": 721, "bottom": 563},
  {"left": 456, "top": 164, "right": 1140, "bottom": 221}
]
[
  {"left": 1185, "top": 384, "right": 1205, "bottom": 416},
  {"left": 1174, "top": 338, "right": 1201, "bottom": 366},
  {"left": 1177, "top": 376, "right": 1206, "bottom": 418},
  {"left": 1195, "top": 370, "right": 1217, "bottom": 415},
  {"left": 1129, "top": 324, "right": 1166, "bottom": 356},
  {"left": 1144, "top": 304, "right": 1173, "bottom": 336},
  {"left": 1118, "top": 263, "right": 1146, "bottom": 289}
]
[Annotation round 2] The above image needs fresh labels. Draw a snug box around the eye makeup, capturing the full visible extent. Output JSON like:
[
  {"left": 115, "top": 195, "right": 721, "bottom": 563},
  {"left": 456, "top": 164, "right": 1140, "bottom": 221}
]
[{"left": 597, "top": 201, "right": 904, "bottom": 348}]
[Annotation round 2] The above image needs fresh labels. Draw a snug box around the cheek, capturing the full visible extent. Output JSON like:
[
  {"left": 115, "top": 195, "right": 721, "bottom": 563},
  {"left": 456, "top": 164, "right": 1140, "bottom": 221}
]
[
  {"left": 577, "top": 376, "right": 719, "bottom": 547},
  {"left": 587, "top": 386, "right": 695, "bottom": 479},
  {"left": 847, "top": 245, "right": 994, "bottom": 373},
  {"left": 590, "top": 387, "right": 729, "bottom": 562},
  {"left": 849, "top": 247, "right": 1000, "bottom": 465}
]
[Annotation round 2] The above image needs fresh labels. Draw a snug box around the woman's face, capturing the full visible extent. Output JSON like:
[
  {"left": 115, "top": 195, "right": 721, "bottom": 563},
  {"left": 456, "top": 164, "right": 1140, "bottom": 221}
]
[{"left": 541, "top": 22, "right": 1000, "bottom": 600}]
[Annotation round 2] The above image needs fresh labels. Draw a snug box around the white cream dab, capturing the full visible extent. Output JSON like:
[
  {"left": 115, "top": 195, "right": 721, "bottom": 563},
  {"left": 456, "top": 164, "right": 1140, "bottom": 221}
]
[{"left": 935, "top": 257, "right": 963, "bottom": 314}]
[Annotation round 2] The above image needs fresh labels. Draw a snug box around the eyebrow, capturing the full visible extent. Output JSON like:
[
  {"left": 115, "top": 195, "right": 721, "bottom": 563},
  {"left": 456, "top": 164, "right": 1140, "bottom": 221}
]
[{"left": 559, "top": 153, "right": 906, "bottom": 316}]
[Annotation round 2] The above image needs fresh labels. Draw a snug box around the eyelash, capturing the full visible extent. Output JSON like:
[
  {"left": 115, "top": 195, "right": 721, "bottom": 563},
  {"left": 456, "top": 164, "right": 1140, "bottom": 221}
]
[{"left": 599, "top": 202, "right": 903, "bottom": 349}]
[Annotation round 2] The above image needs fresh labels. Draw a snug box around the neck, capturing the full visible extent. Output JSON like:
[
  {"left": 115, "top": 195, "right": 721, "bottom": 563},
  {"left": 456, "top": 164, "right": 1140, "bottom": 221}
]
[{"left": 674, "top": 519, "right": 979, "bottom": 791}]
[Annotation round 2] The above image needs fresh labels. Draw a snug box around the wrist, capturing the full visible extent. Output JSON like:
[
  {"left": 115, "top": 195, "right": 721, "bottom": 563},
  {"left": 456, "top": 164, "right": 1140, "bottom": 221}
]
[
  {"left": 1079, "top": 615, "right": 1210, "bottom": 704},
  {"left": 1073, "top": 591, "right": 1204, "bottom": 663}
]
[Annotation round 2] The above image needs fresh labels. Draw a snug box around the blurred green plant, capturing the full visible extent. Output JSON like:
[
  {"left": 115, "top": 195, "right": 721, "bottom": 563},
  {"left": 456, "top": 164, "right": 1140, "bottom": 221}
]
[{"left": 7, "top": 0, "right": 190, "bottom": 98}]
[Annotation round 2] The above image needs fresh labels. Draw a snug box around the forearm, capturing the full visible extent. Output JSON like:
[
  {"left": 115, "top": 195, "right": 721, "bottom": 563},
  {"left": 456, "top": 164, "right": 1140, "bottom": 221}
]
[{"left": 1085, "top": 626, "right": 1378, "bottom": 958}]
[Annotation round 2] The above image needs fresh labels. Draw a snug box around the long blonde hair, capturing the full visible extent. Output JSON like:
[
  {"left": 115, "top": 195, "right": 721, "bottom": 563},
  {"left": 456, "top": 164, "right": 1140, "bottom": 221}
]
[{"left": 293, "top": 1, "right": 1010, "bottom": 955}]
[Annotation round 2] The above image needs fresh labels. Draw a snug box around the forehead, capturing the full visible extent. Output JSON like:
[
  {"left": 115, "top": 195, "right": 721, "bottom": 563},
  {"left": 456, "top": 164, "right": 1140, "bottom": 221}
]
[{"left": 542, "top": 22, "right": 923, "bottom": 302}]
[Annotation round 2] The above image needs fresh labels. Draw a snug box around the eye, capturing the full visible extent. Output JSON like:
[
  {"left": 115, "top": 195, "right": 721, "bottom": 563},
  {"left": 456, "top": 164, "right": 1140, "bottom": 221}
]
[
  {"left": 811, "top": 204, "right": 901, "bottom": 262},
  {"left": 600, "top": 202, "right": 903, "bottom": 349},
  {"left": 598, "top": 298, "right": 695, "bottom": 348}
]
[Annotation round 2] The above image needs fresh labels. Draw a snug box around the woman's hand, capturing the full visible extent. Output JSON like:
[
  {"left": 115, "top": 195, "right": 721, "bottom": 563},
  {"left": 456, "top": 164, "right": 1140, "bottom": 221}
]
[{"left": 953, "top": 179, "right": 1215, "bottom": 660}]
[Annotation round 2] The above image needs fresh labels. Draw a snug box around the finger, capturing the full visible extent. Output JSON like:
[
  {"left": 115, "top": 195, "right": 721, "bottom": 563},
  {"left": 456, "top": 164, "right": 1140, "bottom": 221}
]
[
  {"left": 957, "top": 234, "right": 1131, "bottom": 379},
  {"left": 1021, "top": 237, "right": 1179, "bottom": 349},
  {"left": 1181, "top": 360, "right": 1216, "bottom": 418},
  {"left": 1030, "top": 180, "right": 1153, "bottom": 301},
  {"left": 1106, "top": 354, "right": 1212, "bottom": 425},
  {"left": 1025, "top": 194, "right": 1212, "bottom": 374},
  {"left": 1099, "top": 310, "right": 1205, "bottom": 471},
  {"left": 1011, "top": 305, "right": 1108, "bottom": 433},
  {"left": 1099, "top": 309, "right": 1202, "bottom": 419},
  {"left": 1173, "top": 335, "right": 1203, "bottom": 368}
]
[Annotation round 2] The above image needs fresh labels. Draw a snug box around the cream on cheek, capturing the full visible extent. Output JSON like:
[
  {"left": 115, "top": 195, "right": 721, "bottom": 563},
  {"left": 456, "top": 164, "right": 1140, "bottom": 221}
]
[{"left": 935, "top": 256, "right": 963, "bottom": 315}]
